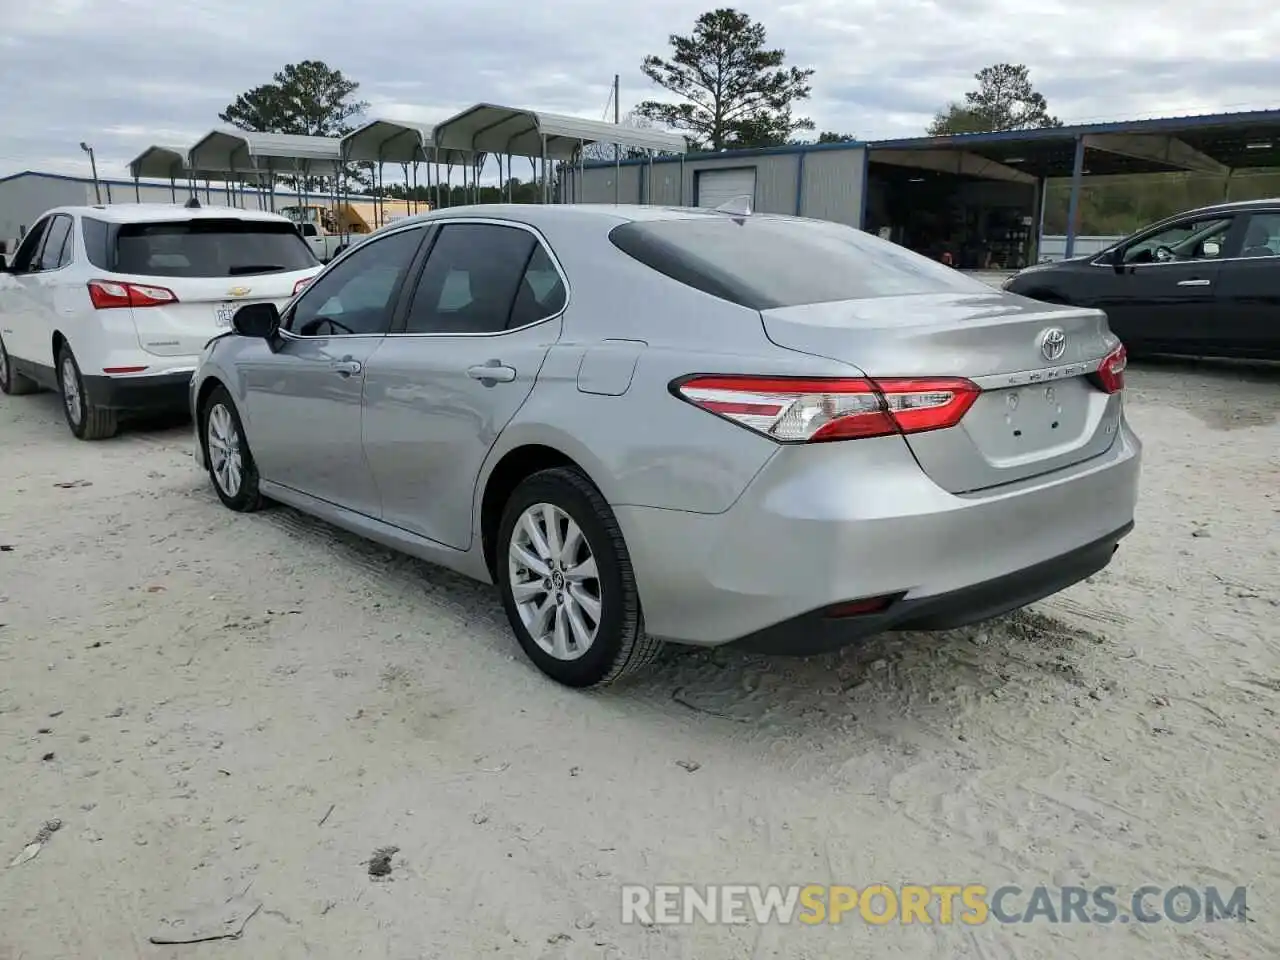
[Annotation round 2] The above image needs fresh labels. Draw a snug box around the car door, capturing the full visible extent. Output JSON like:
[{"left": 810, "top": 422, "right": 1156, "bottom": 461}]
[
  {"left": 236, "top": 224, "right": 428, "bottom": 517},
  {"left": 1209, "top": 210, "right": 1280, "bottom": 359},
  {"left": 0, "top": 216, "right": 54, "bottom": 368},
  {"left": 361, "top": 220, "right": 567, "bottom": 548},
  {"left": 1100, "top": 213, "right": 1233, "bottom": 353},
  {"left": 25, "top": 213, "right": 76, "bottom": 369}
]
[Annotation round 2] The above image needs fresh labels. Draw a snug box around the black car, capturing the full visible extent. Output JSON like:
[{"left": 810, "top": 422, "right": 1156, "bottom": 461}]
[{"left": 1003, "top": 199, "right": 1280, "bottom": 360}]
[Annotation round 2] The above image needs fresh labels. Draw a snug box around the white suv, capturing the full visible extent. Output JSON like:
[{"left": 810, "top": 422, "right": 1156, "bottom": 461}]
[{"left": 0, "top": 203, "right": 322, "bottom": 439}]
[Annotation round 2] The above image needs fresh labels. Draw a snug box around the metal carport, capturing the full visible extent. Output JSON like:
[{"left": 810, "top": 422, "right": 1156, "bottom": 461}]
[
  {"left": 870, "top": 108, "right": 1280, "bottom": 258},
  {"left": 430, "top": 102, "right": 688, "bottom": 203},
  {"left": 340, "top": 119, "right": 473, "bottom": 214},
  {"left": 186, "top": 130, "right": 344, "bottom": 211},
  {"left": 127, "top": 144, "right": 267, "bottom": 205}
]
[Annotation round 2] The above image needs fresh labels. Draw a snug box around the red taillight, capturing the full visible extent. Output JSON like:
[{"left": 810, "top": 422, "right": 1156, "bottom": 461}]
[
  {"left": 1093, "top": 343, "right": 1127, "bottom": 394},
  {"left": 293, "top": 277, "right": 312, "bottom": 296},
  {"left": 672, "top": 375, "right": 980, "bottom": 443},
  {"left": 87, "top": 279, "right": 177, "bottom": 310},
  {"left": 824, "top": 595, "right": 899, "bottom": 618}
]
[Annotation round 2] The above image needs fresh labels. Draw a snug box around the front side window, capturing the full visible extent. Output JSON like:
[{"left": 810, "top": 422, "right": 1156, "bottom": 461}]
[
  {"left": 284, "top": 226, "right": 424, "bottom": 337},
  {"left": 1121, "top": 217, "right": 1232, "bottom": 265},
  {"left": 1238, "top": 213, "right": 1280, "bottom": 258},
  {"left": 404, "top": 223, "right": 562, "bottom": 334},
  {"left": 9, "top": 216, "right": 50, "bottom": 273},
  {"left": 37, "top": 215, "right": 73, "bottom": 271}
]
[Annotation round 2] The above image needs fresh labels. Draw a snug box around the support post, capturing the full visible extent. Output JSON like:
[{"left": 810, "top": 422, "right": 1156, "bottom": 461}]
[
  {"left": 1064, "top": 135, "right": 1085, "bottom": 259},
  {"left": 794, "top": 150, "right": 806, "bottom": 216},
  {"left": 1035, "top": 176, "right": 1048, "bottom": 264}
]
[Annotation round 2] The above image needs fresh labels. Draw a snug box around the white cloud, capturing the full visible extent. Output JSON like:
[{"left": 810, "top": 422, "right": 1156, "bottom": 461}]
[{"left": 1, "top": 0, "right": 1278, "bottom": 178}]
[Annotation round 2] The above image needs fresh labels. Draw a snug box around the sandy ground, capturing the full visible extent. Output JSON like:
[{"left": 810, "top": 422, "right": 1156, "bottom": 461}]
[{"left": 0, "top": 359, "right": 1277, "bottom": 960}]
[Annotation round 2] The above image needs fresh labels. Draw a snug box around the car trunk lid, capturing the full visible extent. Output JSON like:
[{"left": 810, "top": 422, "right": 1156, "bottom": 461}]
[{"left": 760, "top": 291, "right": 1124, "bottom": 493}]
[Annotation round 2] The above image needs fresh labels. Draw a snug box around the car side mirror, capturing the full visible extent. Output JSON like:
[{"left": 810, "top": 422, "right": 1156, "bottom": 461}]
[{"left": 232, "top": 302, "right": 280, "bottom": 341}]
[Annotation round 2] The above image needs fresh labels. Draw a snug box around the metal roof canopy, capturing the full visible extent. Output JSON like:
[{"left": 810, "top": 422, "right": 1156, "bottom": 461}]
[
  {"left": 187, "top": 130, "right": 345, "bottom": 176},
  {"left": 340, "top": 119, "right": 471, "bottom": 166},
  {"left": 432, "top": 103, "right": 688, "bottom": 159},
  {"left": 127, "top": 144, "right": 267, "bottom": 183},
  {"left": 870, "top": 109, "right": 1280, "bottom": 180}
]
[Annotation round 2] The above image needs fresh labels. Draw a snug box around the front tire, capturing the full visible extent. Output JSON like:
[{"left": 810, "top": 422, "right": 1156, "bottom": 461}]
[
  {"left": 57, "top": 344, "right": 117, "bottom": 439},
  {"left": 200, "top": 385, "right": 264, "bottom": 512},
  {"left": 497, "top": 466, "right": 662, "bottom": 687},
  {"left": 0, "top": 334, "right": 38, "bottom": 396}
]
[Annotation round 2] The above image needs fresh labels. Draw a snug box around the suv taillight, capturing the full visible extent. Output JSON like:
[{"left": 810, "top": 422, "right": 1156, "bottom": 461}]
[
  {"left": 1092, "top": 343, "right": 1127, "bottom": 394},
  {"left": 87, "top": 279, "right": 178, "bottom": 309},
  {"left": 671, "top": 375, "right": 980, "bottom": 442}
]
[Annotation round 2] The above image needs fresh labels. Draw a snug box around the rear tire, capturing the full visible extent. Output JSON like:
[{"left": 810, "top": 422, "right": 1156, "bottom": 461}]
[
  {"left": 496, "top": 466, "right": 662, "bottom": 687},
  {"left": 200, "top": 385, "right": 264, "bottom": 512},
  {"left": 0, "top": 334, "right": 38, "bottom": 396},
  {"left": 57, "top": 344, "right": 117, "bottom": 439}
]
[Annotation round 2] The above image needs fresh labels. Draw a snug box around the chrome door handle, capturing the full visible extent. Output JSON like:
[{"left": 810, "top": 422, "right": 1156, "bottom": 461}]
[
  {"left": 331, "top": 359, "right": 362, "bottom": 376},
  {"left": 467, "top": 361, "right": 517, "bottom": 384},
  {"left": 1177, "top": 279, "right": 1211, "bottom": 287}
]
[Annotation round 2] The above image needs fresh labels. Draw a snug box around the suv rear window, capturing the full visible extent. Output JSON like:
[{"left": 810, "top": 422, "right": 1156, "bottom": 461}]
[
  {"left": 82, "top": 217, "right": 317, "bottom": 277},
  {"left": 608, "top": 215, "right": 987, "bottom": 310}
]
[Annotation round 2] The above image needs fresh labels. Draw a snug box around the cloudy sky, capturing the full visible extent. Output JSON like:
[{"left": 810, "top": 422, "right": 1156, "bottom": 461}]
[{"left": 2, "top": 0, "right": 1278, "bottom": 181}]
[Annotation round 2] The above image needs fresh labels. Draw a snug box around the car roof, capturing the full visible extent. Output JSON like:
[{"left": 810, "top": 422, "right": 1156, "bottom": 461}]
[
  {"left": 388, "top": 202, "right": 796, "bottom": 231},
  {"left": 41, "top": 203, "right": 295, "bottom": 224},
  {"left": 1174, "top": 197, "right": 1280, "bottom": 219}
]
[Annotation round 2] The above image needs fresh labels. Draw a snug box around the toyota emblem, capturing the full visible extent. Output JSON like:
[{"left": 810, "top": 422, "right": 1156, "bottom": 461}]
[{"left": 1039, "top": 327, "right": 1067, "bottom": 361}]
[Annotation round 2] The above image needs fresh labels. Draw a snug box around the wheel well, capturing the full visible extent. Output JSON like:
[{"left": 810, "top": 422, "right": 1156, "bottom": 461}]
[
  {"left": 480, "top": 444, "right": 577, "bottom": 577},
  {"left": 51, "top": 330, "right": 66, "bottom": 361}
]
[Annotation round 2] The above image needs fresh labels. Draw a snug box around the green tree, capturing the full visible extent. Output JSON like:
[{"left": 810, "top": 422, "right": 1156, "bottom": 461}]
[
  {"left": 219, "top": 60, "right": 370, "bottom": 190},
  {"left": 635, "top": 8, "right": 815, "bottom": 151},
  {"left": 816, "top": 131, "right": 856, "bottom": 143},
  {"left": 927, "top": 63, "right": 1062, "bottom": 135}
]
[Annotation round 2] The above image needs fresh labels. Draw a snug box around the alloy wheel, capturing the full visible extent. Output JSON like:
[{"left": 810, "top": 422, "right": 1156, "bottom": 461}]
[
  {"left": 206, "top": 403, "right": 243, "bottom": 498},
  {"left": 508, "top": 502, "right": 602, "bottom": 661}
]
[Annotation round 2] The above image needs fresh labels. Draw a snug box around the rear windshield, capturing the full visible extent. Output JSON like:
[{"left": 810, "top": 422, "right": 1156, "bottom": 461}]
[
  {"left": 608, "top": 215, "right": 988, "bottom": 310},
  {"left": 82, "top": 217, "right": 317, "bottom": 277}
]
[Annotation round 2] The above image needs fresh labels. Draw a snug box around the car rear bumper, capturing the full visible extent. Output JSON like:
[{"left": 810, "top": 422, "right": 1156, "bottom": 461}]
[
  {"left": 615, "top": 418, "right": 1142, "bottom": 649},
  {"left": 82, "top": 371, "right": 194, "bottom": 413}
]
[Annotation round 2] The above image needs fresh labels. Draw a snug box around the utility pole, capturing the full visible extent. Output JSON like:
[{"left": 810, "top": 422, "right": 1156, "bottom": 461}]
[
  {"left": 613, "top": 74, "right": 620, "bottom": 162},
  {"left": 79, "top": 142, "right": 102, "bottom": 204}
]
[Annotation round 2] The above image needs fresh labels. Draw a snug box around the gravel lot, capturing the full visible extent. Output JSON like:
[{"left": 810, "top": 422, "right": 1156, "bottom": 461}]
[{"left": 1, "top": 360, "right": 1277, "bottom": 959}]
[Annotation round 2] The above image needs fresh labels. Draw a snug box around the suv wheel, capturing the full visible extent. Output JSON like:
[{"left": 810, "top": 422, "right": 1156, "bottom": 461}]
[
  {"left": 0, "top": 335, "right": 38, "bottom": 396},
  {"left": 497, "top": 466, "right": 663, "bottom": 687},
  {"left": 57, "top": 344, "right": 117, "bottom": 439}
]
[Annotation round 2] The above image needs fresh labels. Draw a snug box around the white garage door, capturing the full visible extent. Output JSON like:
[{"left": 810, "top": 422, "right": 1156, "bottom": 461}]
[{"left": 696, "top": 168, "right": 756, "bottom": 209}]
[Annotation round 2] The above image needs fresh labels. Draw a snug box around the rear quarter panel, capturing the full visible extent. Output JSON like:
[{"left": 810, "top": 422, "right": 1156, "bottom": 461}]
[{"left": 488, "top": 217, "right": 867, "bottom": 515}]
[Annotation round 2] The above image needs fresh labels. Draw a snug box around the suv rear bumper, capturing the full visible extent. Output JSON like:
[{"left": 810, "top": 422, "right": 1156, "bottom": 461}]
[{"left": 82, "top": 371, "right": 194, "bottom": 413}]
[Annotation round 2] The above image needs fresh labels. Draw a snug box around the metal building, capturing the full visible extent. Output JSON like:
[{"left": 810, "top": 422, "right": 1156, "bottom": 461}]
[
  {"left": 576, "top": 141, "right": 867, "bottom": 227},
  {"left": 578, "top": 108, "right": 1280, "bottom": 271}
]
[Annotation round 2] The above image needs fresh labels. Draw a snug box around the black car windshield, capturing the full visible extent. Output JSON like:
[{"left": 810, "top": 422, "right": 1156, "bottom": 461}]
[
  {"left": 609, "top": 214, "right": 990, "bottom": 309},
  {"left": 86, "top": 218, "right": 318, "bottom": 277}
]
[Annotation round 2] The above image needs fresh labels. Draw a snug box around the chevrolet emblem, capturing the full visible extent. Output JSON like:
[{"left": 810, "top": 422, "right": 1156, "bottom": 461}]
[{"left": 227, "top": 286, "right": 251, "bottom": 297}]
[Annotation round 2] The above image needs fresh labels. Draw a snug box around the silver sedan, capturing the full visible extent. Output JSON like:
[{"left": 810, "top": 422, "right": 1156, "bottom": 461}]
[{"left": 191, "top": 204, "right": 1141, "bottom": 687}]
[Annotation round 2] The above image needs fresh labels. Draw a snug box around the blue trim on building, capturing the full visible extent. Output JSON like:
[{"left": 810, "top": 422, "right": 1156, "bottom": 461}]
[{"left": 869, "top": 108, "right": 1280, "bottom": 150}]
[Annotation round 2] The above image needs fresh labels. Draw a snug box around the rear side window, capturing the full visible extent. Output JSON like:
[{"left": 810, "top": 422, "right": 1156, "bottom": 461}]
[
  {"left": 404, "top": 223, "right": 560, "bottom": 334},
  {"left": 107, "top": 219, "right": 318, "bottom": 278},
  {"left": 37, "top": 215, "right": 73, "bottom": 271},
  {"left": 608, "top": 215, "right": 987, "bottom": 310}
]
